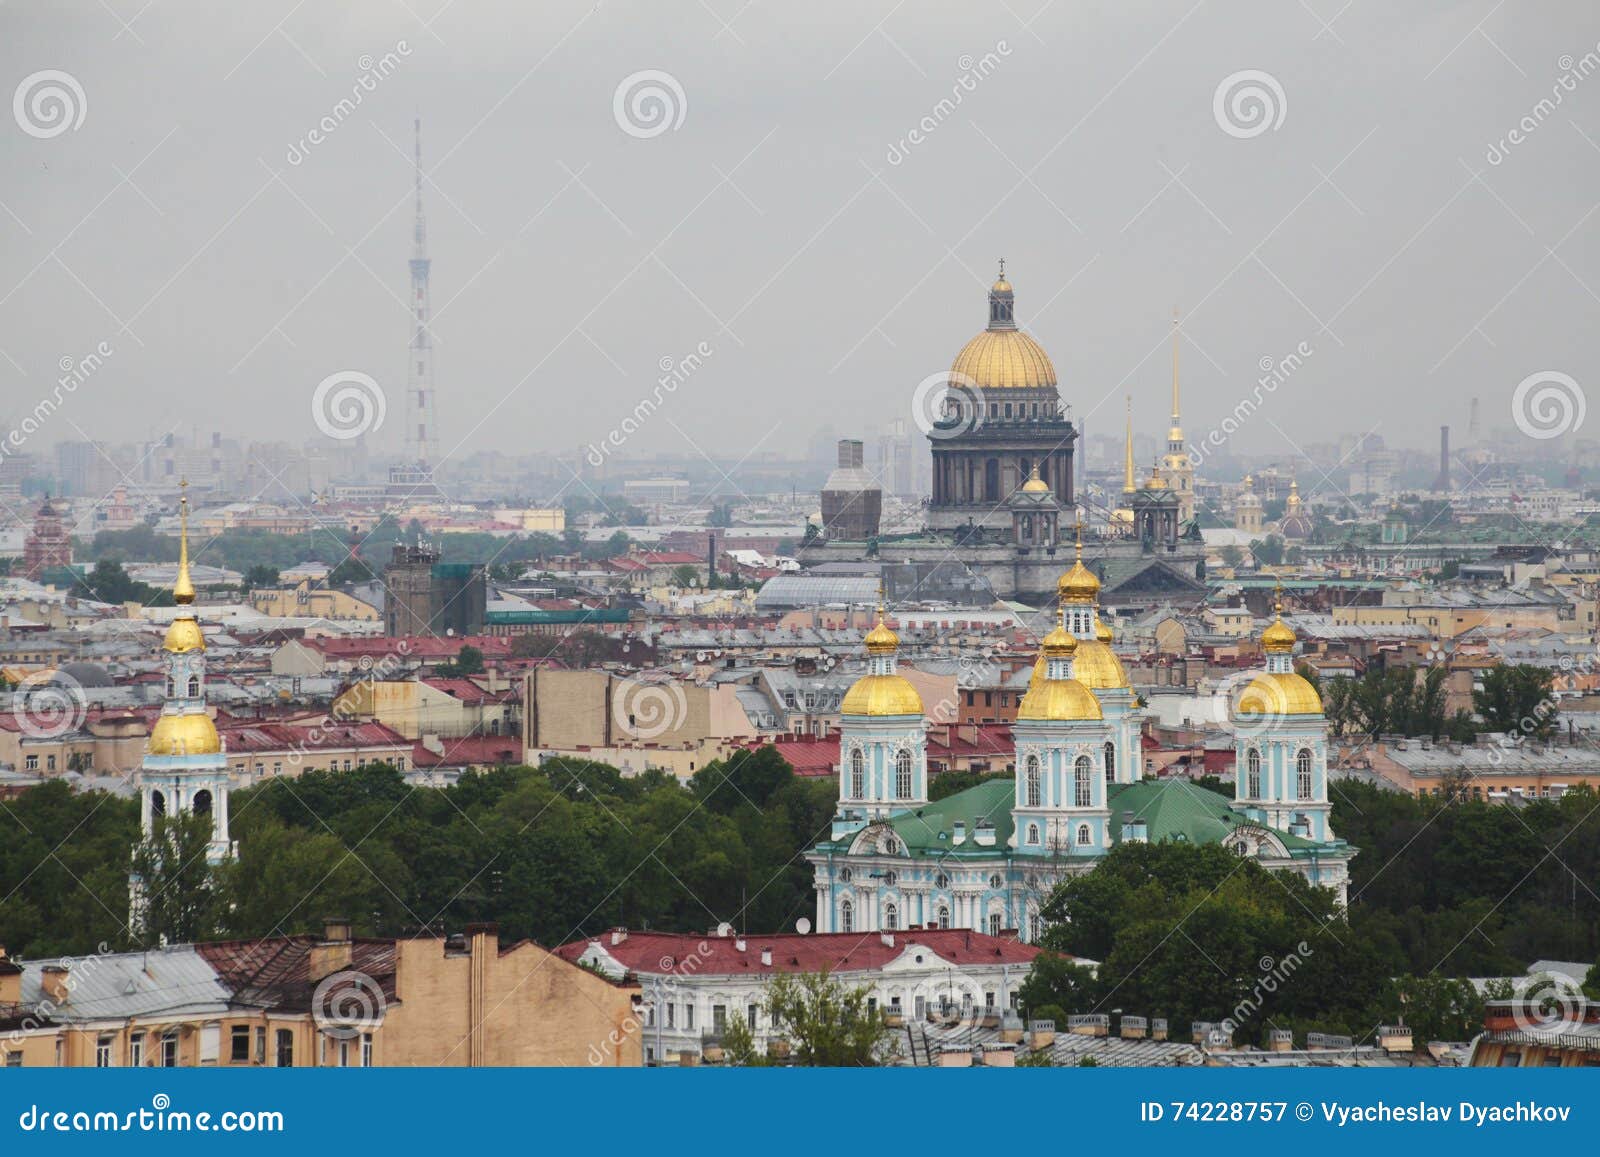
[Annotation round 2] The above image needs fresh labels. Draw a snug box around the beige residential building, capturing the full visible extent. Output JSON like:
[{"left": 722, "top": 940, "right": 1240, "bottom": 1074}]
[
  {"left": 332, "top": 676, "right": 519, "bottom": 741},
  {"left": 251, "top": 582, "right": 380, "bottom": 622}
]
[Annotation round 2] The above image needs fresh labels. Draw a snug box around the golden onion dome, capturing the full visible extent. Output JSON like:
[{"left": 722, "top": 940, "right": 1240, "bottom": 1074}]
[
  {"left": 950, "top": 329, "right": 1057, "bottom": 392},
  {"left": 147, "top": 711, "right": 222, "bottom": 755},
  {"left": 863, "top": 617, "right": 899, "bottom": 655},
  {"left": 1017, "top": 677, "right": 1103, "bottom": 722},
  {"left": 1095, "top": 617, "right": 1113, "bottom": 643},
  {"left": 1058, "top": 560, "right": 1100, "bottom": 603},
  {"left": 1071, "top": 639, "right": 1129, "bottom": 690},
  {"left": 840, "top": 674, "right": 923, "bottom": 717},
  {"left": 1261, "top": 615, "right": 1297, "bottom": 654},
  {"left": 163, "top": 615, "right": 205, "bottom": 654},
  {"left": 1236, "top": 672, "right": 1323, "bottom": 718},
  {"left": 1039, "top": 621, "right": 1077, "bottom": 657}
]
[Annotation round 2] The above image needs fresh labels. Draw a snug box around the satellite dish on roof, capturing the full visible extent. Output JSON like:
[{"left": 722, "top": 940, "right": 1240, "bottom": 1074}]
[
  {"left": 716, "top": 922, "right": 733, "bottom": 938},
  {"left": 795, "top": 917, "right": 812, "bottom": 935}
]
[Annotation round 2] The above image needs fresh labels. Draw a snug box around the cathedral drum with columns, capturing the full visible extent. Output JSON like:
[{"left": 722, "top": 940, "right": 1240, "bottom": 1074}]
[
  {"left": 927, "top": 267, "right": 1076, "bottom": 533},
  {"left": 807, "top": 573, "right": 1354, "bottom": 943}
]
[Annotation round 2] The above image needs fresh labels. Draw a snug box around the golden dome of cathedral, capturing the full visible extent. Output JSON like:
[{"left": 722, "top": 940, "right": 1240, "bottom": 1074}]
[
  {"left": 147, "top": 711, "right": 222, "bottom": 756},
  {"left": 863, "top": 617, "right": 899, "bottom": 655},
  {"left": 163, "top": 616, "right": 205, "bottom": 654},
  {"left": 1237, "top": 672, "right": 1323, "bottom": 718},
  {"left": 841, "top": 601, "right": 923, "bottom": 717},
  {"left": 1018, "top": 613, "right": 1101, "bottom": 721},
  {"left": 1261, "top": 616, "right": 1297, "bottom": 654},
  {"left": 950, "top": 330, "right": 1057, "bottom": 392}
]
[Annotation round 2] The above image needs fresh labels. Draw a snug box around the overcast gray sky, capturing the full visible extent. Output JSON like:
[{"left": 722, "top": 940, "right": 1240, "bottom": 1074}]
[{"left": 3, "top": 0, "right": 1598, "bottom": 470}]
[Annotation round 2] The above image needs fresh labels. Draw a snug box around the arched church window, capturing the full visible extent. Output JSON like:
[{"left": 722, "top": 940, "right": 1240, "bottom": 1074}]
[
  {"left": 150, "top": 790, "right": 166, "bottom": 818},
  {"left": 895, "top": 748, "right": 913, "bottom": 799},
  {"left": 1073, "top": 756, "right": 1092, "bottom": 807},
  {"left": 1247, "top": 748, "right": 1261, "bottom": 798},
  {"left": 165, "top": 677, "right": 175, "bottom": 698},
  {"left": 937, "top": 905, "right": 950, "bottom": 929},
  {"left": 186, "top": 676, "right": 200, "bottom": 698},
  {"left": 884, "top": 903, "right": 898, "bottom": 931},
  {"left": 1026, "top": 823, "right": 1040, "bottom": 846},
  {"left": 988, "top": 873, "right": 1003, "bottom": 890},
  {"left": 1296, "top": 748, "right": 1313, "bottom": 800},
  {"left": 883, "top": 871, "right": 897, "bottom": 886},
  {"left": 935, "top": 872, "right": 949, "bottom": 889},
  {"left": 1028, "top": 912, "right": 1041, "bottom": 941},
  {"left": 1025, "top": 755, "right": 1040, "bottom": 807},
  {"left": 193, "top": 789, "right": 212, "bottom": 817},
  {"left": 838, "top": 867, "right": 852, "bottom": 883},
  {"left": 840, "top": 899, "right": 853, "bottom": 933},
  {"left": 1103, "top": 741, "right": 1115, "bottom": 784},
  {"left": 850, "top": 749, "right": 864, "bottom": 799},
  {"left": 1076, "top": 823, "right": 1091, "bottom": 846}
]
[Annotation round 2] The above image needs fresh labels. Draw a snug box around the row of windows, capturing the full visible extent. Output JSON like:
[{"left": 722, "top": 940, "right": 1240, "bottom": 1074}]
[
  {"left": 22, "top": 752, "right": 93, "bottom": 772},
  {"left": 847, "top": 748, "right": 915, "bottom": 799},
  {"left": 7, "top": 1027, "right": 369, "bottom": 1068},
  {"left": 231, "top": 756, "right": 406, "bottom": 777},
  {"left": 1243, "top": 747, "right": 1316, "bottom": 800},
  {"left": 1023, "top": 820, "right": 1093, "bottom": 847},
  {"left": 1022, "top": 750, "right": 1107, "bottom": 808}
]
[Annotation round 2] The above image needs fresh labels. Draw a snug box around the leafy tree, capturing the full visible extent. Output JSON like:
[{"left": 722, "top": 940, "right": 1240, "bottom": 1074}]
[
  {"left": 453, "top": 645, "right": 485, "bottom": 675},
  {"left": 764, "top": 969, "right": 889, "bottom": 1066},
  {"left": 1474, "top": 664, "right": 1556, "bottom": 739},
  {"left": 1017, "top": 953, "right": 1099, "bottom": 1016},
  {"left": 130, "top": 813, "right": 229, "bottom": 945},
  {"left": 244, "top": 564, "right": 280, "bottom": 589},
  {"left": 1387, "top": 975, "right": 1484, "bottom": 1041},
  {"left": 928, "top": 769, "right": 1010, "bottom": 801},
  {"left": 328, "top": 556, "right": 375, "bottom": 586},
  {"left": 74, "top": 558, "right": 172, "bottom": 606},
  {"left": 1251, "top": 534, "right": 1285, "bottom": 567},
  {"left": 717, "top": 1010, "right": 767, "bottom": 1066},
  {"left": 670, "top": 564, "right": 699, "bottom": 589},
  {"left": 1219, "top": 544, "right": 1244, "bottom": 569}
]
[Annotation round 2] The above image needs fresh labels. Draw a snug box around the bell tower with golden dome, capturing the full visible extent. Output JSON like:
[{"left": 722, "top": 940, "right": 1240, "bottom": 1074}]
[
  {"left": 137, "top": 482, "right": 231, "bottom": 872},
  {"left": 834, "top": 596, "right": 926, "bottom": 825},
  {"left": 1230, "top": 589, "right": 1333, "bottom": 845},
  {"left": 927, "top": 263, "right": 1076, "bottom": 533}
]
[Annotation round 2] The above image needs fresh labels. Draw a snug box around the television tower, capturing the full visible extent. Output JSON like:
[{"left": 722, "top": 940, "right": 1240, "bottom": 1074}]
[{"left": 405, "top": 116, "right": 439, "bottom": 469}]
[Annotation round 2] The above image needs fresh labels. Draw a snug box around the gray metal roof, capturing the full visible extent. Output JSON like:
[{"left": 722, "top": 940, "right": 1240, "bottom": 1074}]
[
  {"left": 17, "top": 945, "right": 232, "bottom": 1023},
  {"left": 754, "top": 574, "right": 879, "bottom": 609}
]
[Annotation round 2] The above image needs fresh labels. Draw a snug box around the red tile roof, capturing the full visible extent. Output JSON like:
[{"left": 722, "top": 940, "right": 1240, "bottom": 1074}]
[
  {"left": 422, "top": 677, "right": 518, "bottom": 704},
  {"left": 554, "top": 928, "right": 1042, "bottom": 976},
  {"left": 195, "top": 937, "right": 398, "bottom": 1008},
  {"left": 410, "top": 735, "right": 523, "bottom": 769},
  {"left": 218, "top": 720, "right": 409, "bottom": 754}
]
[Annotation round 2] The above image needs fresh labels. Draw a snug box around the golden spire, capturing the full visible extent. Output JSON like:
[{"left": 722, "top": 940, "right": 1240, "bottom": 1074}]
[
  {"left": 1123, "top": 394, "right": 1136, "bottom": 494},
  {"left": 1168, "top": 306, "right": 1183, "bottom": 444},
  {"left": 173, "top": 478, "right": 195, "bottom": 605}
]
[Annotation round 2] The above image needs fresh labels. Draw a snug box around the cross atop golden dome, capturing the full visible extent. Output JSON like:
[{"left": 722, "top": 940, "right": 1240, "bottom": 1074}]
[
  {"left": 1057, "top": 517, "right": 1100, "bottom": 604},
  {"left": 1261, "top": 584, "right": 1296, "bottom": 654},
  {"left": 863, "top": 590, "right": 899, "bottom": 655},
  {"left": 948, "top": 263, "right": 1056, "bottom": 391}
]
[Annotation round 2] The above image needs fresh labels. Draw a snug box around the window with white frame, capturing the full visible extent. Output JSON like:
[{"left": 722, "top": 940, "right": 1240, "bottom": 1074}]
[
  {"left": 1247, "top": 748, "right": 1261, "bottom": 798},
  {"left": 1025, "top": 754, "right": 1040, "bottom": 807},
  {"left": 1074, "top": 756, "right": 1092, "bottom": 807},
  {"left": 1296, "top": 748, "right": 1313, "bottom": 800}
]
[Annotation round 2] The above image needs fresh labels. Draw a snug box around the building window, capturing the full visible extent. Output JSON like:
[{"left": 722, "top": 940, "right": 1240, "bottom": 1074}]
[
  {"left": 338, "top": 1039, "right": 350, "bottom": 1068},
  {"left": 46, "top": 755, "right": 56, "bottom": 771},
  {"left": 683, "top": 1004, "right": 694, "bottom": 1030},
  {"left": 988, "top": 873, "right": 1003, "bottom": 889},
  {"left": 747, "top": 1004, "right": 758, "bottom": 1030},
  {"left": 254, "top": 1027, "right": 265, "bottom": 1064},
  {"left": 895, "top": 748, "right": 913, "bottom": 799},
  {"left": 988, "top": 913, "right": 1002, "bottom": 936},
  {"left": 1076, "top": 823, "right": 1091, "bottom": 846},
  {"left": 187, "top": 676, "right": 200, "bottom": 697},
  {"left": 230, "top": 1025, "right": 250, "bottom": 1063},
  {"left": 24, "top": 755, "right": 37, "bottom": 770},
  {"left": 1028, "top": 913, "right": 1041, "bottom": 941},
  {"left": 1247, "top": 748, "right": 1261, "bottom": 798},
  {"left": 666, "top": 1003, "right": 676, "bottom": 1029},
  {"left": 935, "top": 872, "right": 949, "bottom": 889},
  {"left": 161, "top": 1031, "right": 178, "bottom": 1067},
  {"left": 1025, "top": 755, "right": 1040, "bottom": 807},
  {"left": 840, "top": 898, "right": 854, "bottom": 933},
  {"left": 361, "top": 1033, "right": 373, "bottom": 1066},
  {"left": 129, "top": 1036, "right": 144, "bottom": 1068},
  {"left": 1296, "top": 748, "right": 1313, "bottom": 800},
  {"left": 1074, "top": 756, "right": 1092, "bottom": 807},
  {"left": 712, "top": 1005, "right": 727, "bottom": 1034},
  {"left": 937, "top": 905, "right": 950, "bottom": 929},
  {"left": 850, "top": 749, "right": 864, "bottom": 798},
  {"left": 1026, "top": 822, "right": 1040, "bottom": 845},
  {"left": 4, "top": 1052, "right": 19, "bottom": 1067},
  {"left": 838, "top": 867, "right": 852, "bottom": 883},
  {"left": 275, "top": 1030, "right": 293, "bottom": 1068},
  {"left": 884, "top": 902, "right": 898, "bottom": 930},
  {"left": 1103, "top": 741, "right": 1115, "bottom": 783},
  {"left": 96, "top": 1035, "right": 113, "bottom": 1067}
]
